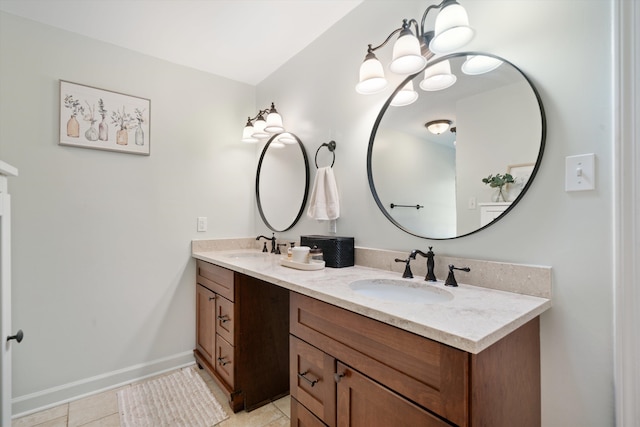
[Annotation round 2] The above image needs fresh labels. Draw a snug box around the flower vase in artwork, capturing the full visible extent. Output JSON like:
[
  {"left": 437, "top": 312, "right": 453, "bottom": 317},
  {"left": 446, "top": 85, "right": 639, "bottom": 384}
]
[
  {"left": 98, "top": 116, "right": 108, "bottom": 141},
  {"left": 116, "top": 129, "right": 128, "bottom": 145},
  {"left": 135, "top": 126, "right": 144, "bottom": 146},
  {"left": 85, "top": 123, "right": 98, "bottom": 141},
  {"left": 67, "top": 116, "right": 80, "bottom": 138}
]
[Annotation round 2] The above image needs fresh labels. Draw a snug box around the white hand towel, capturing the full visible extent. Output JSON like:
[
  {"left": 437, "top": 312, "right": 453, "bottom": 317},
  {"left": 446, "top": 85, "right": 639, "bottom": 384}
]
[{"left": 307, "top": 167, "right": 340, "bottom": 220}]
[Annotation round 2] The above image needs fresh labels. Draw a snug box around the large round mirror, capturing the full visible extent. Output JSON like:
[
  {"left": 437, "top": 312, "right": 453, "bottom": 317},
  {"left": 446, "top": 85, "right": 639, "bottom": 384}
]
[
  {"left": 367, "top": 52, "right": 546, "bottom": 239},
  {"left": 256, "top": 133, "right": 310, "bottom": 232}
]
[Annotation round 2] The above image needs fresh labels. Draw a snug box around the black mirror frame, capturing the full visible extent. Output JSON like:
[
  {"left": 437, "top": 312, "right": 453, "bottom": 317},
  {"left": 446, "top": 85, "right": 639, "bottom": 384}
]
[
  {"left": 366, "top": 52, "right": 547, "bottom": 240},
  {"left": 256, "top": 132, "right": 310, "bottom": 232}
]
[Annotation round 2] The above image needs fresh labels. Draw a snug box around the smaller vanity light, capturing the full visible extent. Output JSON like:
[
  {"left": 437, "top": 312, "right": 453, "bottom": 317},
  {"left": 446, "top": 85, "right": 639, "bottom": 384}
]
[
  {"left": 356, "top": 51, "right": 388, "bottom": 94},
  {"left": 425, "top": 119, "right": 452, "bottom": 134},
  {"left": 461, "top": 55, "right": 503, "bottom": 75},
  {"left": 391, "top": 80, "right": 419, "bottom": 107},
  {"left": 242, "top": 102, "right": 289, "bottom": 142},
  {"left": 241, "top": 117, "right": 259, "bottom": 143},
  {"left": 419, "top": 59, "right": 457, "bottom": 91},
  {"left": 251, "top": 112, "right": 269, "bottom": 139},
  {"left": 264, "top": 103, "right": 285, "bottom": 133}
]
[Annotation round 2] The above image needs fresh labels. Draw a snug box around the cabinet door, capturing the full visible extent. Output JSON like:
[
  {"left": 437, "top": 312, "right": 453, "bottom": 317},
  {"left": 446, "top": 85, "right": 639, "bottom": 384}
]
[
  {"left": 215, "top": 295, "right": 235, "bottom": 345},
  {"left": 290, "top": 336, "right": 336, "bottom": 426},
  {"left": 336, "top": 363, "right": 450, "bottom": 427},
  {"left": 196, "top": 284, "right": 216, "bottom": 365}
]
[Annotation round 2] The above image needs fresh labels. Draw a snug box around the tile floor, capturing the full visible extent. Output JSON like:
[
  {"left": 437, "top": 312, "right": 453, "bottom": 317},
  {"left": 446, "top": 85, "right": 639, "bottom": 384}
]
[{"left": 12, "top": 366, "right": 291, "bottom": 427}]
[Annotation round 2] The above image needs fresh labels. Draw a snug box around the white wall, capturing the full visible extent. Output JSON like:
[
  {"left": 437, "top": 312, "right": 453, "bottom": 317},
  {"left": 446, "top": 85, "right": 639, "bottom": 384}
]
[
  {"left": 0, "top": 12, "right": 257, "bottom": 413},
  {"left": 257, "top": 0, "right": 615, "bottom": 425}
]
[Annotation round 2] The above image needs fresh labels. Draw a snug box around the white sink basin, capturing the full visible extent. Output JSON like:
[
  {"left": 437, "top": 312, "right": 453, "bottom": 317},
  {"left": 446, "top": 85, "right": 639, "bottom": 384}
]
[
  {"left": 349, "top": 279, "right": 453, "bottom": 304},
  {"left": 224, "top": 252, "right": 269, "bottom": 259}
]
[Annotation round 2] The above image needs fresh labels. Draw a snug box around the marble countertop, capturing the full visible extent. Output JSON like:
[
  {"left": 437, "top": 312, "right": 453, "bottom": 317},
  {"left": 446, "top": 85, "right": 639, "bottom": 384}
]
[{"left": 192, "top": 249, "right": 551, "bottom": 354}]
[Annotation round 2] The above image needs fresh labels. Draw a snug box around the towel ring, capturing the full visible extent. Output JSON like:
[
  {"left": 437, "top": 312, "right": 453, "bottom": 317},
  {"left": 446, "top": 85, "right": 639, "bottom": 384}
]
[{"left": 314, "top": 140, "right": 336, "bottom": 168}]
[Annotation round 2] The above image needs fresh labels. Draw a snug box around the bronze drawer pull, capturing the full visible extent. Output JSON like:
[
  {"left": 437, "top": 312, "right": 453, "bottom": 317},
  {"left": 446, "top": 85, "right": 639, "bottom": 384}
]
[
  {"left": 297, "top": 370, "right": 319, "bottom": 387},
  {"left": 334, "top": 372, "right": 346, "bottom": 383},
  {"left": 217, "top": 315, "right": 230, "bottom": 323},
  {"left": 217, "top": 357, "right": 230, "bottom": 366},
  {"left": 208, "top": 296, "right": 216, "bottom": 301}
]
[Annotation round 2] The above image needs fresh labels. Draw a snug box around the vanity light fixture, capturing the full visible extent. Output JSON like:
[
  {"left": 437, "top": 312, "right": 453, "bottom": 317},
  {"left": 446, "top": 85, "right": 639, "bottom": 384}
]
[
  {"left": 355, "top": 0, "right": 474, "bottom": 95},
  {"left": 425, "top": 119, "right": 452, "bottom": 134},
  {"left": 241, "top": 102, "right": 286, "bottom": 143}
]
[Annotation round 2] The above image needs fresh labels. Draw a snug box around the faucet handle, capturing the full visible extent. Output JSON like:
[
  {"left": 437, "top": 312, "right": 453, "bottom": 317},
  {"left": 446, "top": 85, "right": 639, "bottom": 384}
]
[
  {"left": 276, "top": 243, "right": 287, "bottom": 255},
  {"left": 444, "top": 264, "right": 470, "bottom": 287},
  {"left": 394, "top": 258, "right": 413, "bottom": 279}
]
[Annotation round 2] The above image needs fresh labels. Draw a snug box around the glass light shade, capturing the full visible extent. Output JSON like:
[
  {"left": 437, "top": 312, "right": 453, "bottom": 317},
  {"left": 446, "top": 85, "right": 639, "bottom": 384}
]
[
  {"left": 356, "top": 56, "right": 388, "bottom": 94},
  {"left": 391, "top": 80, "right": 418, "bottom": 107},
  {"left": 242, "top": 124, "right": 258, "bottom": 143},
  {"left": 429, "top": 3, "right": 475, "bottom": 54},
  {"left": 419, "top": 60, "right": 457, "bottom": 91},
  {"left": 461, "top": 55, "right": 503, "bottom": 75},
  {"left": 251, "top": 117, "right": 269, "bottom": 139},
  {"left": 426, "top": 120, "right": 452, "bottom": 134},
  {"left": 278, "top": 132, "right": 297, "bottom": 144},
  {"left": 264, "top": 111, "right": 284, "bottom": 133},
  {"left": 390, "top": 33, "right": 427, "bottom": 74},
  {"left": 269, "top": 140, "right": 286, "bottom": 149}
]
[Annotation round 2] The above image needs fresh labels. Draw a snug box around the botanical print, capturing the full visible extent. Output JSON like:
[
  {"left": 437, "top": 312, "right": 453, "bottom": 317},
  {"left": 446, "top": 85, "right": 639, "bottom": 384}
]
[{"left": 59, "top": 80, "right": 150, "bottom": 155}]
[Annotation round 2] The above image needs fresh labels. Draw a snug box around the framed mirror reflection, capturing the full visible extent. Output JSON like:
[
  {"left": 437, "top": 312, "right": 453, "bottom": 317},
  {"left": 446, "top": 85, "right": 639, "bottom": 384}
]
[{"left": 367, "top": 52, "right": 546, "bottom": 239}]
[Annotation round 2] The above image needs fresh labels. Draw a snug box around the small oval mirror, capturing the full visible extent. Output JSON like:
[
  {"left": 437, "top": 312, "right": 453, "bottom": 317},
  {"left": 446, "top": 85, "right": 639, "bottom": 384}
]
[{"left": 256, "top": 133, "right": 310, "bottom": 232}]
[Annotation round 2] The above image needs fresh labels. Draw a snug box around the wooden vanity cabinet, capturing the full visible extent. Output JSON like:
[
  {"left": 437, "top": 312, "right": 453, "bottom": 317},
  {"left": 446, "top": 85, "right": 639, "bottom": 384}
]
[
  {"left": 289, "top": 292, "right": 541, "bottom": 427},
  {"left": 194, "top": 260, "right": 289, "bottom": 413}
]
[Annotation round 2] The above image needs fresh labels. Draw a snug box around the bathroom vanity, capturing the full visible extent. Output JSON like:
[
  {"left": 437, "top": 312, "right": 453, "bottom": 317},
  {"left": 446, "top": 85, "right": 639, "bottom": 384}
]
[{"left": 192, "top": 241, "right": 551, "bottom": 426}]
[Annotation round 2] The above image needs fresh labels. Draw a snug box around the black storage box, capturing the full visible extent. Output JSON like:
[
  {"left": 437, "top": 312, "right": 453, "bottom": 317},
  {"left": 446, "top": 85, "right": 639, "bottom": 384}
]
[{"left": 300, "top": 235, "right": 354, "bottom": 268}]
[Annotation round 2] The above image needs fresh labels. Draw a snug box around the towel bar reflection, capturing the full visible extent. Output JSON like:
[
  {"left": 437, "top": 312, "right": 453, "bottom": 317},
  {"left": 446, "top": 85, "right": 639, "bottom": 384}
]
[
  {"left": 390, "top": 203, "right": 424, "bottom": 209},
  {"left": 314, "top": 140, "right": 336, "bottom": 168}
]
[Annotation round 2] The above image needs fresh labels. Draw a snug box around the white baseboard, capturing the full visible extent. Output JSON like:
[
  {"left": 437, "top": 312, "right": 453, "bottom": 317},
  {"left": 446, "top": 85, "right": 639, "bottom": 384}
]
[{"left": 12, "top": 351, "right": 195, "bottom": 418}]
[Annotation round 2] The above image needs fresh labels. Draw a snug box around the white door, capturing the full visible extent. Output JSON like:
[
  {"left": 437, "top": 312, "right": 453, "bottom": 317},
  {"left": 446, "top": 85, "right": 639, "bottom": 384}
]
[{"left": 0, "top": 160, "right": 19, "bottom": 426}]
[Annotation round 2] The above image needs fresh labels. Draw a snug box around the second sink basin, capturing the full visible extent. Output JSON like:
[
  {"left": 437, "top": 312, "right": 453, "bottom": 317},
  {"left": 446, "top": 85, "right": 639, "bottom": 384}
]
[{"left": 349, "top": 279, "right": 453, "bottom": 304}]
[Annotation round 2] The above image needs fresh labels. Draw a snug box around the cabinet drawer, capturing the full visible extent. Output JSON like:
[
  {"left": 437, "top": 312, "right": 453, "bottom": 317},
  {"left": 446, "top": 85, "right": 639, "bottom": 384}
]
[
  {"left": 290, "top": 292, "right": 469, "bottom": 427},
  {"left": 290, "top": 336, "right": 336, "bottom": 427},
  {"left": 197, "top": 260, "right": 235, "bottom": 301},
  {"left": 336, "top": 362, "right": 450, "bottom": 427},
  {"left": 216, "top": 295, "right": 235, "bottom": 345},
  {"left": 291, "top": 397, "right": 328, "bottom": 427},
  {"left": 215, "top": 334, "right": 235, "bottom": 388}
]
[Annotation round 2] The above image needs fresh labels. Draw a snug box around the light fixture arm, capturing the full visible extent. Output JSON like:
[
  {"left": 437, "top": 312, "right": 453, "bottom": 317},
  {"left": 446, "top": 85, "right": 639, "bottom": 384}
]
[
  {"left": 246, "top": 108, "right": 270, "bottom": 124},
  {"left": 366, "top": 27, "right": 403, "bottom": 55}
]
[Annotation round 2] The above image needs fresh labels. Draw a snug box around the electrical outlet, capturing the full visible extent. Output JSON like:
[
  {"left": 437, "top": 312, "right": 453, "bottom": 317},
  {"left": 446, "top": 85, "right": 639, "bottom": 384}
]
[{"left": 197, "top": 217, "right": 207, "bottom": 232}]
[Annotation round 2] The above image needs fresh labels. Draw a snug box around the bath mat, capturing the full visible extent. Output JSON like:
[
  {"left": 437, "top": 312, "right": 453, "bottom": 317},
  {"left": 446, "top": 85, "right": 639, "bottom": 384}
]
[{"left": 117, "top": 366, "right": 229, "bottom": 427}]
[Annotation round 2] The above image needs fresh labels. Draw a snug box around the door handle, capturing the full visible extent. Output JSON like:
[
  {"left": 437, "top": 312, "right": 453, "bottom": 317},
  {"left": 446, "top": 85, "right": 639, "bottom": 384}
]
[{"left": 7, "top": 329, "right": 23, "bottom": 343}]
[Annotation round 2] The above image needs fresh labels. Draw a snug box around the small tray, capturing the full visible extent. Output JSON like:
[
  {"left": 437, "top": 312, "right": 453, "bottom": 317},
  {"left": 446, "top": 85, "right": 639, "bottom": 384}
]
[{"left": 280, "top": 258, "right": 325, "bottom": 271}]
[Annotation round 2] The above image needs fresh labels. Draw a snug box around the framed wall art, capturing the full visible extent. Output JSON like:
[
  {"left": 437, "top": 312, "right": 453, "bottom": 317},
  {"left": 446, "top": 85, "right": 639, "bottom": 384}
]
[{"left": 59, "top": 80, "right": 150, "bottom": 155}]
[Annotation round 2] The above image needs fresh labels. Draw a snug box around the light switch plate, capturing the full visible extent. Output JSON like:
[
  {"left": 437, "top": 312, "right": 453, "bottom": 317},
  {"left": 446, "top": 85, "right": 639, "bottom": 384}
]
[{"left": 565, "top": 153, "right": 595, "bottom": 191}]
